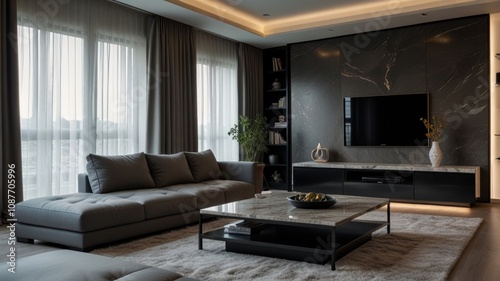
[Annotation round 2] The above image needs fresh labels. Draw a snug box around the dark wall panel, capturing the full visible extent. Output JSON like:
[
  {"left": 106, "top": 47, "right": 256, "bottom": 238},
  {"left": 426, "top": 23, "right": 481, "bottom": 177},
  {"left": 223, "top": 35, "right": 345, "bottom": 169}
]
[
  {"left": 290, "top": 39, "right": 341, "bottom": 163},
  {"left": 425, "top": 16, "right": 490, "bottom": 199},
  {"left": 290, "top": 15, "right": 490, "bottom": 201}
]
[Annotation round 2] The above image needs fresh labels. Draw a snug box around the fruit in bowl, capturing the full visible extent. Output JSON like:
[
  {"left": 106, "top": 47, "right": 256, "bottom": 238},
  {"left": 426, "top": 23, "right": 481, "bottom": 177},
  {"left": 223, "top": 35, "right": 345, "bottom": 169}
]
[
  {"left": 287, "top": 192, "right": 337, "bottom": 209},
  {"left": 295, "top": 192, "right": 326, "bottom": 202}
]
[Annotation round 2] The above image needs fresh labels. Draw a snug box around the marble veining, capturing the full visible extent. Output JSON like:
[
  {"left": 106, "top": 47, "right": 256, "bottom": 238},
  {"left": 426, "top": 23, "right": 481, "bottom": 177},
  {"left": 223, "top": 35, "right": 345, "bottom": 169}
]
[
  {"left": 290, "top": 15, "right": 489, "bottom": 200},
  {"left": 293, "top": 161, "right": 480, "bottom": 174},
  {"left": 201, "top": 191, "right": 388, "bottom": 227}
]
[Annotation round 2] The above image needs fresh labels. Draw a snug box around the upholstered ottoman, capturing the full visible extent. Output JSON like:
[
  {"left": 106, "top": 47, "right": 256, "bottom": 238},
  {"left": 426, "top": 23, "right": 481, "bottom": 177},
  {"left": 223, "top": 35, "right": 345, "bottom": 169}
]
[{"left": 0, "top": 250, "right": 201, "bottom": 281}]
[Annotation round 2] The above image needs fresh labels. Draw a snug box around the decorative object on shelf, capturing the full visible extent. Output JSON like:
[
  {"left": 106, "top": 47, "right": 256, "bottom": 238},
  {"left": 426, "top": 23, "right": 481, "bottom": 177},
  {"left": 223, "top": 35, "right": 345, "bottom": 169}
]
[
  {"left": 310, "top": 143, "right": 329, "bottom": 162},
  {"left": 228, "top": 115, "right": 269, "bottom": 162},
  {"left": 274, "top": 115, "right": 286, "bottom": 128},
  {"left": 272, "top": 79, "right": 281, "bottom": 90},
  {"left": 429, "top": 141, "right": 443, "bottom": 167},
  {"left": 277, "top": 97, "right": 286, "bottom": 107},
  {"left": 274, "top": 122, "right": 287, "bottom": 128},
  {"left": 271, "top": 102, "right": 279, "bottom": 108},
  {"left": 269, "top": 154, "right": 278, "bottom": 164},
  {"left": 420, "top": 114, "right": 448, "bottom": 167},
  {"left": 271, "top": 170, "right": 282, "bottom": 183}
]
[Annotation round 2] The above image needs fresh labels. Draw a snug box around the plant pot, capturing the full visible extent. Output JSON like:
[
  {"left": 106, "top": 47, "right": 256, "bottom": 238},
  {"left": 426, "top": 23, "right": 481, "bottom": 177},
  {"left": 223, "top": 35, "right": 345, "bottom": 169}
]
[
  {"left": 255, "top": 163, "right": 265, "bottom": 194},
  {"left": 429, "top": 141, "right": 443, "bottom": 167}
]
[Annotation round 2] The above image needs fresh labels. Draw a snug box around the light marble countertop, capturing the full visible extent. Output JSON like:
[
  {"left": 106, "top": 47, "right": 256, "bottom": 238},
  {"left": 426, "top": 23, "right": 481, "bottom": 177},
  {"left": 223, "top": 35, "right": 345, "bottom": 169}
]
[
  {"left": 293, "top": 161, "right": 480, "bottom": 174},
  {"left": 200, "top": 190, "right": 389, "bottom": 227}
]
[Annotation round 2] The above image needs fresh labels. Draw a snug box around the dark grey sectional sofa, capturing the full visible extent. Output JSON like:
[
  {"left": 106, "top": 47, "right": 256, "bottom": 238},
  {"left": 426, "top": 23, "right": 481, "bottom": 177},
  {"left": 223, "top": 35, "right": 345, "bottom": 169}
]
[{"left": 15, "top": 150, "right": 260, "bottom": 251}]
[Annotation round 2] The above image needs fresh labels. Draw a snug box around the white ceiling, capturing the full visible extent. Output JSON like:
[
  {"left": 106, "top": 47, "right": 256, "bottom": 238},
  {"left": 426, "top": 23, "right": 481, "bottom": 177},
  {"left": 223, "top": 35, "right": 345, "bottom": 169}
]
[{"left": 115, "top": 0, "right": 500, "bottom": 48}]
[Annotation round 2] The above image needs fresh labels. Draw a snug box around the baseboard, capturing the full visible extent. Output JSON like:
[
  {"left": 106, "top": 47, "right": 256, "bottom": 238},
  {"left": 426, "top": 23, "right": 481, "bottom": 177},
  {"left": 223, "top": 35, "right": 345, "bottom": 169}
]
[{"left": 490, "top": 198, "right": 500, "bottom": 204}]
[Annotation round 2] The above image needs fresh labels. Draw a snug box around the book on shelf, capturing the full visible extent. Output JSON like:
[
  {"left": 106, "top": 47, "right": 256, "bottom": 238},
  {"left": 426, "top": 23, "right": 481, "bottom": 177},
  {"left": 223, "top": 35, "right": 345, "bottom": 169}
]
[
  {"left": 274, "top": 122, "right": 287, "bottom": 127},
  {"left": 278, "top": 97, "right": 286, "bottom": 107},
  {"left": 268, "top": 131, "right": 286, "bottom": 144},
  {"left": 224, "top": 220, "right": 264, "bottom": 235},
  {"left": 271, "top": 57, "right": 283, "bottom": 71}
]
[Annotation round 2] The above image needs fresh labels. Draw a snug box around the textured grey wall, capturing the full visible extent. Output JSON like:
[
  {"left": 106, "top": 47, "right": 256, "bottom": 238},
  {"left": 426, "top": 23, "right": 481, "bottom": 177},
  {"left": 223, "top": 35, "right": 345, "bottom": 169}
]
[{"left": 290, "top": 15, "right": 490, "bottom": 201}]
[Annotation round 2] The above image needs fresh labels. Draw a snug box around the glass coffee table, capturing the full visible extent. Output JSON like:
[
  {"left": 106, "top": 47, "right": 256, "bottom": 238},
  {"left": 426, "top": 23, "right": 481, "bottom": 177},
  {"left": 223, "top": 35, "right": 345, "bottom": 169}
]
[{"left": 198, "top": 190, "right": 390, "bottom": 270}]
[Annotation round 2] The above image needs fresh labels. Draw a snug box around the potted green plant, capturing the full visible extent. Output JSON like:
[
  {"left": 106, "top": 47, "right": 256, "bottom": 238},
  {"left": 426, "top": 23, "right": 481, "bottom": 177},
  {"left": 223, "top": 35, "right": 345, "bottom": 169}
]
[
  {"left": 228, "top": 114, "right": 268, "bottom": 193},
  {"left": 227, "top": 114, "right": 269, "bottom": 162}
]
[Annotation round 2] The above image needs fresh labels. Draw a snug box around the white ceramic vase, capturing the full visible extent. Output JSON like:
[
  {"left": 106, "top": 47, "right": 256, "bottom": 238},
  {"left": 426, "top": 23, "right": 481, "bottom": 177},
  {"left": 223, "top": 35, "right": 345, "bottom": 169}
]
[{"left": 429, "top": 141, "right": 443, "bottom": 167}]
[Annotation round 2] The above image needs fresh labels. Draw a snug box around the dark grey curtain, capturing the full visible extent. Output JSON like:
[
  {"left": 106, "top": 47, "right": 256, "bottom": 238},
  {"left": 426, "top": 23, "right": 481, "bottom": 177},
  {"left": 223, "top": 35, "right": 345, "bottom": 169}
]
[
  {"left": 146, "top": 16, "right": 197, "bottom": 154},
  {"left": 1, "top": 0, "right": 23, "bottom": 224},
  {"left": 238, "top": 43, "right": 263, "bottom": 118}
]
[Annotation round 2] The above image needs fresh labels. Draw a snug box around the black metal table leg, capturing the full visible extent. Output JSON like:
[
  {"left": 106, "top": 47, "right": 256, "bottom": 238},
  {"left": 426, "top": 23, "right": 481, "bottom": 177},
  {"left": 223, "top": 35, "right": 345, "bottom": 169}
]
[
  {"left": 331, "top": 227, "right": 336, "bottom": 271},
  {"left": 387, "top": 202, "right": 391, "bottom": 234},
  {"left": 198, "top": 213, "right": 203, "bottom": 250}
]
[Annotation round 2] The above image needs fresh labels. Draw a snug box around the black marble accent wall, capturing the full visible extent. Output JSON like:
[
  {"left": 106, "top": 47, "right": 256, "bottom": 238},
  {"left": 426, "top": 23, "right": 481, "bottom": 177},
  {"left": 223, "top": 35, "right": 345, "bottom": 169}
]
[{"left": 290, "top": 15, "right": 490, "bottom": 201}]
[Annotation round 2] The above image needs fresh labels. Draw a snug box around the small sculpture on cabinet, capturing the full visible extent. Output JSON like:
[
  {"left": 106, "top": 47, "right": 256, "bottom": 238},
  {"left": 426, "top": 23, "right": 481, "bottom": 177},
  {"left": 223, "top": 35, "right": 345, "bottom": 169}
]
[{"left": 311, "top": 143, "right": 329, "bottom": 162}]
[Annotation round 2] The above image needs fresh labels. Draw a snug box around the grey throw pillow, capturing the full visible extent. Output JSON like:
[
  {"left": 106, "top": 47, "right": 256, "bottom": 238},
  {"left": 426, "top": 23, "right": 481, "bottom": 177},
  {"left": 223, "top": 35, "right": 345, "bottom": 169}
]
[
  {"left": 145, "top": 152, "right": 195, "bottom": 187},
  {"left": 184, "top": 149, "right": 222, "bottom": 182},
  {"left": 86, "top": 152, "right": 156, "bottom": 193}
]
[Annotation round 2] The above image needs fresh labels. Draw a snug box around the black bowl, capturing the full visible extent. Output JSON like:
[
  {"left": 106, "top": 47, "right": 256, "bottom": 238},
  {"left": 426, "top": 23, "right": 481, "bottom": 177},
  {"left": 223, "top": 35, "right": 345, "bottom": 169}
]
[{"left": 287, "top": 195, "right": 337, "bottom": 209}]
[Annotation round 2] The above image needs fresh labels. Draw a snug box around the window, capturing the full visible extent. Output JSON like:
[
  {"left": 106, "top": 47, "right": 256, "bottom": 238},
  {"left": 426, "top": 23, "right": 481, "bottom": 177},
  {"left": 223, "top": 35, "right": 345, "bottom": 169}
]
[
  {"left": 196, "top": 31, "right": 238, "bottom": 161},
  {"left": 17, "top": 0, "right": 147, "bottom": 199}
]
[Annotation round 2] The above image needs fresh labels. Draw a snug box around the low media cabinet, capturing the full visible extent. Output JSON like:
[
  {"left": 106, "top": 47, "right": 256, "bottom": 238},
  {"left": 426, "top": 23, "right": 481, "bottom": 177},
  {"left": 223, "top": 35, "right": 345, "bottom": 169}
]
[{"left": 293, "top": 162, "right": 480, "bottom": 207}]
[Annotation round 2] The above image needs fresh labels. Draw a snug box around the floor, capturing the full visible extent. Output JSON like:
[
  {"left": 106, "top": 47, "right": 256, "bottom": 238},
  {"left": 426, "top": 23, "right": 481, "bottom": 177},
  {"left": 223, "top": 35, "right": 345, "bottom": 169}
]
[{"left": 1, "top": 201, "right": 499, "bottom": 280}]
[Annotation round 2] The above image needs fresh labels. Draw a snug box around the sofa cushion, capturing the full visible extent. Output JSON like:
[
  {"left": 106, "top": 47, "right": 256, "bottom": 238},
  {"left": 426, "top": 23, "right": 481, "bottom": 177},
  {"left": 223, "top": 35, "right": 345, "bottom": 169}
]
[
  {"left": 86, "top": 152, "right": 156, "bottom": 193},
  {"left": 184, "top": 149, "right": 222, "bottom": 182},
  {"left": 145, "top": 153, "right": 195, "bottom": 187},
  {"left": 110, "top": 189, "right": 198, "bottom": 219},
  {"left": 15, "top": 194, "right": 145, "bottom": 232},
  {"left": 162, "top": 183, "right": 226, "bottom": 209},
  {"left": 0, "top": 250, "right": 184, "bottom": 281},
  {"left": 202, "top": 180, "right": 255, "bottom": 203}
]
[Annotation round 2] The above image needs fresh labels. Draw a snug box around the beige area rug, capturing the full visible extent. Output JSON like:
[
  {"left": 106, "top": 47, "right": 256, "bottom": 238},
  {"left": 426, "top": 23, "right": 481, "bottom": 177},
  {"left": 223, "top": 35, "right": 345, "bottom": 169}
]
[{"left": 92, "top": 212, "right": 482, "bottom": 281}]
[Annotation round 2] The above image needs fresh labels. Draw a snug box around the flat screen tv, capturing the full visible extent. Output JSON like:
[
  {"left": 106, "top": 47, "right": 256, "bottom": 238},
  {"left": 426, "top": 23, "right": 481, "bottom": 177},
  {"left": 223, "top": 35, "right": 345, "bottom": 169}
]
[{"left": 344, "top": 93, "right": 429, "bottom": 147}]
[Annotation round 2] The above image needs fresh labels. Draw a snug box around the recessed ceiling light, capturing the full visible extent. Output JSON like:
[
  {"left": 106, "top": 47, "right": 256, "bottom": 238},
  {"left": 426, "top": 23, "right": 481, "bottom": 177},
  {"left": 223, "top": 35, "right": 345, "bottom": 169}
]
[{"left": 262, "top": 14, "right": 270, "bottom": 17}]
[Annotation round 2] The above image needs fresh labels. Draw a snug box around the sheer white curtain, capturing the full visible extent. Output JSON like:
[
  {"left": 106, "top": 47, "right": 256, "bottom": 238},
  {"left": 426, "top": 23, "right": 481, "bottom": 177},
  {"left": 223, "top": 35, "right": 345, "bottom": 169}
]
[
  {"left": 17, "top": 0, "right": 147, "bottom": 199},
  {"left": 196, "top": 31, "right": 238, "bottom": 161}
]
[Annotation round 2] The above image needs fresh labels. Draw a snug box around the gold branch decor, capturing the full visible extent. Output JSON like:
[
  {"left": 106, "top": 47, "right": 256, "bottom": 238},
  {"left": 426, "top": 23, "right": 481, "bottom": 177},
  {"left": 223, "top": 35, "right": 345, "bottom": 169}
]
[{"left": 420, "top": 114, "right": 449, "bottom": 142}]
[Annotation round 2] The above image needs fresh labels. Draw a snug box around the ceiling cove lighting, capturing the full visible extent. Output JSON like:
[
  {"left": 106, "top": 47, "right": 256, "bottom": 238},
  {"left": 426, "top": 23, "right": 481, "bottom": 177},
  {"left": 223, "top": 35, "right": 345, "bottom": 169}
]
[{"left": 166, "top": 0, "right": 498, "bottom": 37}]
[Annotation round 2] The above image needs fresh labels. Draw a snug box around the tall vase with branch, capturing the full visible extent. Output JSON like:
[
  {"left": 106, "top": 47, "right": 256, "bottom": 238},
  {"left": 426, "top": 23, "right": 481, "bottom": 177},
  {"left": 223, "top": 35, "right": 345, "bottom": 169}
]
[{"left": 420, "top": 114, "right": 449, "bottom": 167}]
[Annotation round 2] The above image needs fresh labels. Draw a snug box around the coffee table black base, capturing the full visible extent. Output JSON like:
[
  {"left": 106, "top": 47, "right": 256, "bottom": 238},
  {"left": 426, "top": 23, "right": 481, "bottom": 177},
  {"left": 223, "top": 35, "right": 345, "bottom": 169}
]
[
  {"left": 201, "top": 220, "right": 386, "bottom": 268},
  {"left": 225, "top": 221, "right": 380, "bottom": 265}
]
